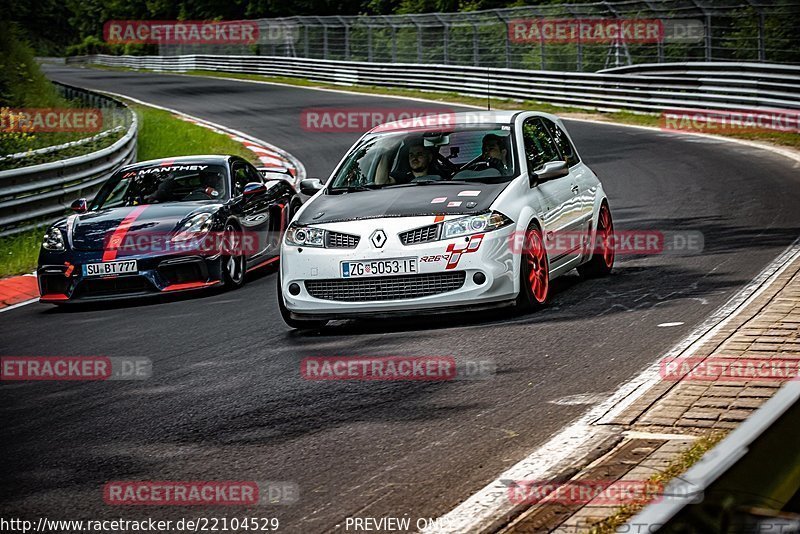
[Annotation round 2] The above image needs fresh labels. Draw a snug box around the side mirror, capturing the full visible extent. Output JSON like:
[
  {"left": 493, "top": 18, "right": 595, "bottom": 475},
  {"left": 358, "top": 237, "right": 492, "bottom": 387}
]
[
  {"left": 530, "top": 161, "right": 569, "bottom": 187},
  {"left": 300, "top": 178, "right": 324, "bottom": 196},
  {"left": 70, "top": 198, "right": 88, "bottom": 213},
  {"left": 242, "top": 182, "right": 267, "bottom": 198}
]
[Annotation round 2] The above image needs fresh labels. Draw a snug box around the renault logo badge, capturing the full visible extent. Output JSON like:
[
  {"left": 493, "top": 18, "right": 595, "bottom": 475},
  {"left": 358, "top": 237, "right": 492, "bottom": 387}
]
[{"left": 370, "top": 229, "right": 387, "bottom": 248}]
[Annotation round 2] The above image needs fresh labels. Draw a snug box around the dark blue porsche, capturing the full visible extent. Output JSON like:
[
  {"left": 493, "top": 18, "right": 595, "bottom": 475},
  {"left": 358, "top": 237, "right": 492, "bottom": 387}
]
[{"left": 37, "top": 155, "right": 301, "bottom": 304}]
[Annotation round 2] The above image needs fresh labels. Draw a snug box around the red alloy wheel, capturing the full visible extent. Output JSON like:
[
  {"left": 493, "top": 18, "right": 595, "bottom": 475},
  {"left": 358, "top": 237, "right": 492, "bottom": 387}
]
[
  {"left": 598, "top": 204, "right": 615, "bottom": 268},
  {"left": 524, "top": 227, "right": 549, "bottom": 303}
]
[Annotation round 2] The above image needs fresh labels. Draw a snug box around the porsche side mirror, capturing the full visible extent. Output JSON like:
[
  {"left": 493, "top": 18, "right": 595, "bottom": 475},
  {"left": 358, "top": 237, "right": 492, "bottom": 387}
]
[
  {"left": 243, "top": 182, "right": 267, "bottom": 198},
  {"left": 530, "top": 161, "right": 569, "bottom": 187},
  {"left": 70, "top": 198, "right": 88, "bottom": 213},
  {"left": 300, "top": 178, "right": 324, "bottom": 196}
]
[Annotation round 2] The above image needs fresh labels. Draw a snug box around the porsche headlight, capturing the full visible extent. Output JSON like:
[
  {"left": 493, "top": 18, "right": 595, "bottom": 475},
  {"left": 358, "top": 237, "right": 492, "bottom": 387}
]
[
  {"left": 171, "top": 213, "right": 213, "bottom": 242},
  {"left": 442, "top": 211, "right": 513, "bottom": 240},
  {"left": 43, "top": 226, "right": 66, "bottom": 251},
  {"left": 285, "top": 224, "right": 325, "bottom": 247}
]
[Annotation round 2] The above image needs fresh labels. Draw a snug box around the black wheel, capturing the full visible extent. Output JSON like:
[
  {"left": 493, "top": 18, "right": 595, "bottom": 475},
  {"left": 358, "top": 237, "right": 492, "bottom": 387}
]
[
  {"left": 277, "top": 274, "right": 328, "bottom": 330},
  {"left": 516, "top": 222, "right": 550, "bottom": 311},
  {"left": 221, "top": 222, "right": 246, "bottom": 289},
  {"left": 578, "top": 202, "right": 615, "bottom": 279}
]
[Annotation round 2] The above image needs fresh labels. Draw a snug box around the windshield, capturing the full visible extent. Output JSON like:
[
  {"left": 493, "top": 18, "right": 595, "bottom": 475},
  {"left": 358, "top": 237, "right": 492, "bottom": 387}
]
[
  {"left": 329, "top": 124, "right": 517, "bottom": 191},
  {"left": 91, "top": 164, "right": 229, "bottom": 209}
]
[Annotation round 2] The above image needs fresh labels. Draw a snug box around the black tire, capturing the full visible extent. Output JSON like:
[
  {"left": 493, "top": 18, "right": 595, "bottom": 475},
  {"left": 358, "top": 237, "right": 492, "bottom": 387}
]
[
  {"left": 515, "top": 222, "right": 550, "bottom": 311},
  {"left": 277, "top": 274, "right": 328, "bottom": 330},
  {"left": 221, "top": 222, "right": 246, "bottom": 289},
  {"left": 578, "top": 202, "right": 615, "bottom": 279}
]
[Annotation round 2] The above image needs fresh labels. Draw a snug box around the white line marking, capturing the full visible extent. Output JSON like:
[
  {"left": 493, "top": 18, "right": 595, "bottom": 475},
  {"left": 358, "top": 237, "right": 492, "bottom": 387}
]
[
  {"left": 549, "top": 393, "right": 608, "bottom": 406},
  {"left": 622, "top": 431, "right": 696, "bottom": 441},
  {"left": 423, "top": 237, "right": 800, "bottom": 534},
  {"left": 657, "top": 322, "right": 685, "bottom": 327},
  {"left": 0, "top": 298, "right": 39, "bottom": 313}
]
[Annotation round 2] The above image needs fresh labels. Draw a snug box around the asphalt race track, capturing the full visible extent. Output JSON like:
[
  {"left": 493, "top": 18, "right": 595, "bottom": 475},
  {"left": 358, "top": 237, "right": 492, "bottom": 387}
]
[{"left": 2, "top": 65, "right": 800, "bottom": 531}]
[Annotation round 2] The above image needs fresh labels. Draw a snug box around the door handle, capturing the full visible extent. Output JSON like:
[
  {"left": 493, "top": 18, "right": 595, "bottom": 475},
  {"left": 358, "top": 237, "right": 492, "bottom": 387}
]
[{"left": 571, "top": 185, "right": 579, "bottom": 194}]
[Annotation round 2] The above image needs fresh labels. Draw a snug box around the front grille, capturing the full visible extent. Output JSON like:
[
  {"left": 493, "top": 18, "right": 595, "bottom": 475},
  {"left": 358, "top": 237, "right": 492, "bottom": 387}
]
[
  {"left": 305, "top": 271, "right": 466, "bottom": 302},
  {"left": 325, "top": 231, "right": 360, "bottom": 248},
  {"left": 80, "top": 276, "right": 151, "bottom": 297},
  {"left": 399, "top": 224, "right": 440, "bottom": 245}
]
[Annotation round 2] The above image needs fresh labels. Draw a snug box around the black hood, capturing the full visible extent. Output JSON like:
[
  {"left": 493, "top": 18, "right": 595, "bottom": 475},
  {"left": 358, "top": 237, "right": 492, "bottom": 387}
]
[
  {"left": 296, "top": 182, "right": 509, "bottom": 225},
  {"left": 70, "top": 203, "right": 218, "bottom": 251}
]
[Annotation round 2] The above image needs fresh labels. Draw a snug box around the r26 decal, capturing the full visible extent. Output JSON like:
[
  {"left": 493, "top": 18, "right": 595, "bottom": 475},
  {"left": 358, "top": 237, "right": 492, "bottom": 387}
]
[{"left": 420, "top": 255, "right": 450, "bottom": 263}]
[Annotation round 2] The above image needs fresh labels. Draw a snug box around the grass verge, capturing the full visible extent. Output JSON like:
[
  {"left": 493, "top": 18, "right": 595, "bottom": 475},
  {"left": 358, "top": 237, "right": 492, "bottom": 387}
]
[
  {"left": 0, "top": 229, "right": 44, "bottom": 278},
  {"left": 123, "top": 66, "right": 798, "bottom": 151},
  {"left": 588, "top": 432, "right": 728, "bottom": 534},
  {"left": 0, "top": 102, "right": 258, "bottom": 279},
  {"left": 129, "top": 102, "right": 259, "bottom": 164}
]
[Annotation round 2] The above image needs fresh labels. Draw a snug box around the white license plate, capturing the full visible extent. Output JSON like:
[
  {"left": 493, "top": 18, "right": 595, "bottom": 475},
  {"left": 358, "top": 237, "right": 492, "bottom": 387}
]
[
  {"left": 82, "top": 260, "right": 138, "bottom": 277},
  {"left": 341, "top": 258, "right": 418, "bottom": 278}
]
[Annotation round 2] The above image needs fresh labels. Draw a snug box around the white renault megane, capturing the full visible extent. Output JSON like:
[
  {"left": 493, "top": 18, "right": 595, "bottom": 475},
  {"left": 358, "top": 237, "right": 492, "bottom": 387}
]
[{"left": 278, "top": 111, "right": 614, "bottom": 328}]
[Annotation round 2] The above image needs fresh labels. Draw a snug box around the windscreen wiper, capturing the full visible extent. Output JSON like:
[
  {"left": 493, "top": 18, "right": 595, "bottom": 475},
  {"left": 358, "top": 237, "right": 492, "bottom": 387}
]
[
  {"left": 385, "top": 180, "right": 473, "bottom": 187},
  {"left": 329, "top": 184, "right": 383, "bottom": 194}
]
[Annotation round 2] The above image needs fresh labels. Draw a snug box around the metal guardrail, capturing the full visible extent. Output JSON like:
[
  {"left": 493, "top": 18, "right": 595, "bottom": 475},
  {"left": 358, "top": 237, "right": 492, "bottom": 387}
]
[
  {"left": 154, "top": 1, "right": 800, "bottom": 71},
  {"left": 629, "top": 382, "right": 800, "bottom": 532},
  {"left": 0, "top": 84, "right": 137, "bottom": 237},
  {"left": 68, "top": 55, "right": 800, "bottom": 114}
]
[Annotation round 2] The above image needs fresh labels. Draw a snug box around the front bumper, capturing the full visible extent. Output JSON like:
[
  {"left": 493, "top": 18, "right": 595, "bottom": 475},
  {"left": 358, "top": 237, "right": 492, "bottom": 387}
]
[
  {"left": 280, "top": 217, "right": 518, "bottom": 318},
  {"left": 37, "top": 251, "right": 223, "bottom": 303}
]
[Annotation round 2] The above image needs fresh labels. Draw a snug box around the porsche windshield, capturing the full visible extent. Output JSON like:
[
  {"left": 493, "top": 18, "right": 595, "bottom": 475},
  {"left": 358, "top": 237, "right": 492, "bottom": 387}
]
[
  {"left": 91, "top": 164, "right": 229, "bottom": 209},
  {"left": 329, "top": 124, "right": 517, "bottom": 191}
]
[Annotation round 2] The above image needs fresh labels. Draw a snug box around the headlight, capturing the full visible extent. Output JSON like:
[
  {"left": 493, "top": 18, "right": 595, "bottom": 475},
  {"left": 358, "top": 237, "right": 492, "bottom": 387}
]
[
  {"left": 285, "top": 224, "right": 325, "bottom": 247},
  {"left": 43, "top": 226, "right": 66, "bottom": 251},
  {"left": 171, "top": 213, "right": 213, "bottom": 242},
  {"left": 442, "top": 211, "right": 513, "bottom": 240}
]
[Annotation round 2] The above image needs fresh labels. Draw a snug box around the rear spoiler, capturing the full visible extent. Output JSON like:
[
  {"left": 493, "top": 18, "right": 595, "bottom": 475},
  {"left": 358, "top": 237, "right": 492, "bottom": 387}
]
[{"left": 257, "top": 167, "right": 294, "bottom": 178}]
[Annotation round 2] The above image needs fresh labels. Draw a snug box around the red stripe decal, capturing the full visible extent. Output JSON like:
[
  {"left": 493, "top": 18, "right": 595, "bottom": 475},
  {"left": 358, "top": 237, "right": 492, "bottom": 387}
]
[
  {"left": 246, "top": 256, "right": 279, "bottom": 274},
  {"left": 434, "top": 214, "right": 445, "bottom": 223},
  {"left": 162, "top": 281, "right": 219, "bottom": 292},
  {"left": 102, "top": 205, "right": 147, "bottom": 261}
]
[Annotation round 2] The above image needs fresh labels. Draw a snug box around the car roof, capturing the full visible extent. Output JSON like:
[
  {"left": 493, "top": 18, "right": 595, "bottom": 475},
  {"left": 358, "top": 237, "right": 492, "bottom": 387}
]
[
  {"left": 368, "top": 110, "right": 524, "bottom": 133},
  {"left": 121, "top": 155, "right": 237, "bottom": 171}
]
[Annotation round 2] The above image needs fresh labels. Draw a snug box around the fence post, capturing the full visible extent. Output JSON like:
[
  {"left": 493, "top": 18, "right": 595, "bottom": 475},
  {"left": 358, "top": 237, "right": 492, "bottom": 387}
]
[
  {"left": 337, "top": 16, "right": 350, "bottom": 60},
  {"left": 365, "top": 24, "right": 371, "bottom": 62},
  {"left": 434, "top": 14, "right": 449, "bottom": 65},
  {"left": 495, "top": 12, "right": 511, "bottom": 69},
  {"left": 758, "top": 12, "right": 766, "bottom": 62},
  {"left": 472, "top": 22, "right": 479, "bottom": 66}
]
